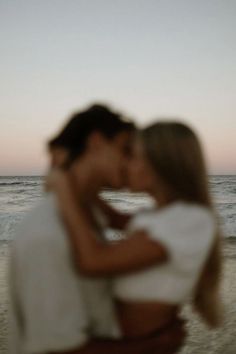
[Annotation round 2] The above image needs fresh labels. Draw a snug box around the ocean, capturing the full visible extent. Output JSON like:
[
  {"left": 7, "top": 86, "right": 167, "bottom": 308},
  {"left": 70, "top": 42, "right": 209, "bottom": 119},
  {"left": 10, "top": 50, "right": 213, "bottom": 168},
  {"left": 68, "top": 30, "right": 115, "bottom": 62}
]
[{"left": 0, "top": 175, "right": 235, "bottom": 242}]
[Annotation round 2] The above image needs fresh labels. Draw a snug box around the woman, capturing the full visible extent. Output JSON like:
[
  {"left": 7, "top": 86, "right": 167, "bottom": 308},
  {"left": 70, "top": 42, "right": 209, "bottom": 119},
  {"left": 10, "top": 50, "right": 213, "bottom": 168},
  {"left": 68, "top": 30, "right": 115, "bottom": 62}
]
[{"left": 51, "top": 120, "right": 223, "bottom": 343}]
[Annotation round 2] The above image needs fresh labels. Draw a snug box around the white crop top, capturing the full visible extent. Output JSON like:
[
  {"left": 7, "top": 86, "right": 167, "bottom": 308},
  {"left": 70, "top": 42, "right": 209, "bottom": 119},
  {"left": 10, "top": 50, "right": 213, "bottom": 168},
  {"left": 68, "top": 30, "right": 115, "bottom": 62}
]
[{"left": 113, "top": 202, "right": 215, "bottom": 304}]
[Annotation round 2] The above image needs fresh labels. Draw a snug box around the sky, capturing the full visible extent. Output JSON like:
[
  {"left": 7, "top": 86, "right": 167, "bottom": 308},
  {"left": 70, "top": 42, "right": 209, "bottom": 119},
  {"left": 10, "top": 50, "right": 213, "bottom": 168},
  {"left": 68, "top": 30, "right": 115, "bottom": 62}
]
[{"left": 0, "top": 0, "right": 235, "bottom": 175}]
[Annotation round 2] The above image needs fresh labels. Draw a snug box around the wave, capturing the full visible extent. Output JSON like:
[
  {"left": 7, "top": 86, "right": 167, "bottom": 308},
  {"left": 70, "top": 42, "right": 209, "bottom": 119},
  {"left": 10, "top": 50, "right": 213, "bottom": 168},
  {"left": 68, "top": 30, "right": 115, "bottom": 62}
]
[
  {"left": 0, "top": 182, "right": 41, "bottom": 187},
  {"left": 0, "top": 182, "right": 22, "bottom": 186},
  {"left": 225, "top": 235, "right": 236, "bottom": 241},
  {"left": 210, "top": 181, "right": 226, "bottom": 185}
]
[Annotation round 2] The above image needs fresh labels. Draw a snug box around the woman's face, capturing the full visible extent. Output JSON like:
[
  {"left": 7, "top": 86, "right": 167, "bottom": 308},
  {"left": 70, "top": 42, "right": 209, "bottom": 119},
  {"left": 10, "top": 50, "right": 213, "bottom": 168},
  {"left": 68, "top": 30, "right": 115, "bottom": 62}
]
[{"left": 128, "top": 137, "right": 157, "bottom": 193}]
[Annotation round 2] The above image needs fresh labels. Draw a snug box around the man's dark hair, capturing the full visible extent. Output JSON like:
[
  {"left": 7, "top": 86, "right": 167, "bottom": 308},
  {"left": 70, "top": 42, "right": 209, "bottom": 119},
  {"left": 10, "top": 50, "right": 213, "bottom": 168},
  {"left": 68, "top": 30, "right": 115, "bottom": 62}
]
[{"left": 48, "top": 104, "right": 135, "bottom": 165}]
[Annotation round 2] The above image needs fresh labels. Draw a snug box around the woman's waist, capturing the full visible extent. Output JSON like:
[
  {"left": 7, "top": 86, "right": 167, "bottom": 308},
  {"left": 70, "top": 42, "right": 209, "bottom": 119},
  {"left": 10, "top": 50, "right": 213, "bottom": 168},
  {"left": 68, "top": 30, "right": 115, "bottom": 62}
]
[{"left": 115, "top": 299, "right": 179, "bottom": 337}]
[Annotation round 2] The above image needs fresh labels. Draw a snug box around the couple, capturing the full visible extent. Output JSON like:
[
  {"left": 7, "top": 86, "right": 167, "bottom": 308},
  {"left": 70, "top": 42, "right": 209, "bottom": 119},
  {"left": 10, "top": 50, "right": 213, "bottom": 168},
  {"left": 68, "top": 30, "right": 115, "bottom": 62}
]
[{"left": 9, "top": 104, "right": 222, "bottom": 354}]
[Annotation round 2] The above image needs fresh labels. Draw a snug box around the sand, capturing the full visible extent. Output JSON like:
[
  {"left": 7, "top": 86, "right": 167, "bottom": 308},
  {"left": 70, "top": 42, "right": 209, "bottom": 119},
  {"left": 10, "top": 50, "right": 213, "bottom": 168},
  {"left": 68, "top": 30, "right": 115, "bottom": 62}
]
[{"left": 1, "top": 240, "right": 236, "bottom": 354}]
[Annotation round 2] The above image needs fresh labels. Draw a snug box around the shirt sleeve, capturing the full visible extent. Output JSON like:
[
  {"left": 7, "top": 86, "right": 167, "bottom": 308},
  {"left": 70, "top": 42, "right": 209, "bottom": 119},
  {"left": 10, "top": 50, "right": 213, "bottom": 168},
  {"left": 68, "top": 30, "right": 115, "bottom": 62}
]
[
  {"left": 14, "top": 234, "right": 89, "bottom": 354},
  {"left": 130, "top": 205, "right": 215, "bottom": 273}
]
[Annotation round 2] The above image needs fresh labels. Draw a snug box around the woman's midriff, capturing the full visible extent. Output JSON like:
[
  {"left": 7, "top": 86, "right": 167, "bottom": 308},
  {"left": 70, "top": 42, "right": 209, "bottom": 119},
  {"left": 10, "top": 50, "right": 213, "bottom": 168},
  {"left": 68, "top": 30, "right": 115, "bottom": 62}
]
[{"left": 115, "top": 299, "right": 179, "bottom": 337}]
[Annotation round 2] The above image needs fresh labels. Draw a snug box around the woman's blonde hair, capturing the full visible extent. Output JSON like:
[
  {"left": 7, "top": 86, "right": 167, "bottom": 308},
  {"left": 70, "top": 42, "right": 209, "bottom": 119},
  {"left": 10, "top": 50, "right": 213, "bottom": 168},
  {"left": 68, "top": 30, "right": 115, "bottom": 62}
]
[{"left": 141, "top": 121, "right": 223, "bottom": 327}]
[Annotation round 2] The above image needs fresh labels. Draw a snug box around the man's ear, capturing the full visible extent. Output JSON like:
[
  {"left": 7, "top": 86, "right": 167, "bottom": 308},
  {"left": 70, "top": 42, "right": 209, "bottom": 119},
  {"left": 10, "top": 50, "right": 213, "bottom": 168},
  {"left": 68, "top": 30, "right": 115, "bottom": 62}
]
[
  {"left": 86, "top": 131, "right": 107, "bottom": 152},
  {"left": 50, "top": 147, "right": 69, "bottom": 167}
]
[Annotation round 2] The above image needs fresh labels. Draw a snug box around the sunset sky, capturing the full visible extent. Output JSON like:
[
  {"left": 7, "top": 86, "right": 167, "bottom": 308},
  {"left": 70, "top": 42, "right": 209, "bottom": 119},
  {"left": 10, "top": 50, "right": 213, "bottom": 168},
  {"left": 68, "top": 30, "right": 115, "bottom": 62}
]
[{"left": 1, "top": 0, "right": 235, "bottom": 175}]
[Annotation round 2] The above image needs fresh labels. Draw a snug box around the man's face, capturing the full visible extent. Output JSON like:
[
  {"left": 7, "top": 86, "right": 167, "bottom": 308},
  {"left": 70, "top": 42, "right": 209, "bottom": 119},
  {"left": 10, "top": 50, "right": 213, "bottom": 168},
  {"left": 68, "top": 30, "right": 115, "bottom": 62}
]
[
  {"left": 68, "top": 130, "right": 134, "bottom": 191},
  {"left": 100, "top": 131, "right": 134, "bottom": 189}
]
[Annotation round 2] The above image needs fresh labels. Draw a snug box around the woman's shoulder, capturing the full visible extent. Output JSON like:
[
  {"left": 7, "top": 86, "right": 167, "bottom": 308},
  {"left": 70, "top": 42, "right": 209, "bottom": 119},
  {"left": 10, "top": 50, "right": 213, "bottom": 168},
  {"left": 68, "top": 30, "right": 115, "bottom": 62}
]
[
  {"left": 163, "top": 202, "right": 214, "bottom": 226},
  {"left": 128, "top": 202, "right": 216, "bottom": 263}
]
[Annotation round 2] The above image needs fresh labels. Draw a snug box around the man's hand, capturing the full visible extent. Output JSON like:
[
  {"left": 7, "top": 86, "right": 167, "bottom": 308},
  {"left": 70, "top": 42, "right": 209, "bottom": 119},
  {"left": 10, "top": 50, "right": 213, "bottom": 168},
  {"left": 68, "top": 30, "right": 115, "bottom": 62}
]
[{"left": 150, "top": 317, "right": 186, "bottom": 354}]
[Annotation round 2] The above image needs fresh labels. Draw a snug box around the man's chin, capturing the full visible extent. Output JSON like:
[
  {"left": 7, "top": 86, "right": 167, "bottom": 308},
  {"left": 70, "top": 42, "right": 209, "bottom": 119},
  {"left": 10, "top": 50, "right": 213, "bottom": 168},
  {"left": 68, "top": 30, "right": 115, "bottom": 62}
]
[{"left": 107, "top": 180, "right": 126, "bottom": 190}]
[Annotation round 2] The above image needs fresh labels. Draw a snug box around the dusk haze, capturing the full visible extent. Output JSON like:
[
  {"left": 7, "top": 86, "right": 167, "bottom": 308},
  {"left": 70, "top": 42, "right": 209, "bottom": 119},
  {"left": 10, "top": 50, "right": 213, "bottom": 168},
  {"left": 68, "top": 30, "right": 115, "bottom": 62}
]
[{"left": 1, "top": 0, "right": 235, "bottom": 175}]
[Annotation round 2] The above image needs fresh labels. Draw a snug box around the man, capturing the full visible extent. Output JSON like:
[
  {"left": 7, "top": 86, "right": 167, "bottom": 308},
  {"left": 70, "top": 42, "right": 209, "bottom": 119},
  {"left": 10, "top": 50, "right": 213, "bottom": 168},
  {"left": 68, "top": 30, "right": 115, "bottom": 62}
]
[{"left": 9, "top": 104, "right": 185, "bottom": 354}]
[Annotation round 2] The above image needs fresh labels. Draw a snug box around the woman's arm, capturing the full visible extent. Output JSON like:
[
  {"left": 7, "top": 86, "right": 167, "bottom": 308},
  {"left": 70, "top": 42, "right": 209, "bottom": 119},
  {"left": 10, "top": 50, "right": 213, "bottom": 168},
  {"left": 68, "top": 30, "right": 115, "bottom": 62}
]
[{"left": 53, "top": 172, "right": 167, "bottom": 276}]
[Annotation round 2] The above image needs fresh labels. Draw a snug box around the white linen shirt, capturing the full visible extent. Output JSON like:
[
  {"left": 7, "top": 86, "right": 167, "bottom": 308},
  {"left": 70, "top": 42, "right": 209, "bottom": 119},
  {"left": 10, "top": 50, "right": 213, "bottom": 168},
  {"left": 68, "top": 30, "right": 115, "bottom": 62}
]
[
  {"left": 113, "top": 202, "right": 215, "bottom": 303},
  {"left": 9, "top": 194, "right": 120, "bottom": 354}
]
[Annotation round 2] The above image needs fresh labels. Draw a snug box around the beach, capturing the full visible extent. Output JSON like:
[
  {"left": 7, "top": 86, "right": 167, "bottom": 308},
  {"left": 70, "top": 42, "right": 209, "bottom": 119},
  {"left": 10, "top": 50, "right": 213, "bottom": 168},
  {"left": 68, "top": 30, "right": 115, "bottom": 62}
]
[
  {"left": 1, "top": 175, "right": 236, "bottom": 353},
  {"left": 1, "top": 239, "right": 236, "bottom": 354}
]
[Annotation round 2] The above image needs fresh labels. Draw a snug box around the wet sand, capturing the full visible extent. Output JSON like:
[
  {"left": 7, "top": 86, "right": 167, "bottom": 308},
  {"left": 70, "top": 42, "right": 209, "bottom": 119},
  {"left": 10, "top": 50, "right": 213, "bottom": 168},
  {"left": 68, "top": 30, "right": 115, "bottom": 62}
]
[{"left": 1, "top": 240, "right": 236, "bottom": 354}]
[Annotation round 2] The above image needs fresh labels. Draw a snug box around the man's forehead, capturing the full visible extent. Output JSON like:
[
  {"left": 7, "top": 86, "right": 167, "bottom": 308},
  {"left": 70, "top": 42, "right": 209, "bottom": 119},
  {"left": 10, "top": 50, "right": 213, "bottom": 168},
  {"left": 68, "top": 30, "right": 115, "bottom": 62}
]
[{"left": 114, "top": 130, "right": 134, "bottom": 143}]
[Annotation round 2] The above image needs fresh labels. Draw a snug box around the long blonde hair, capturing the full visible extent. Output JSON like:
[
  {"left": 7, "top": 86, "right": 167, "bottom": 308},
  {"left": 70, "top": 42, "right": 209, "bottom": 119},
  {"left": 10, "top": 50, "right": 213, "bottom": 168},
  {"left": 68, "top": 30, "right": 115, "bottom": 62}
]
[{"left": 142, "top": 121, "right": 223, "bottom": 327}]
